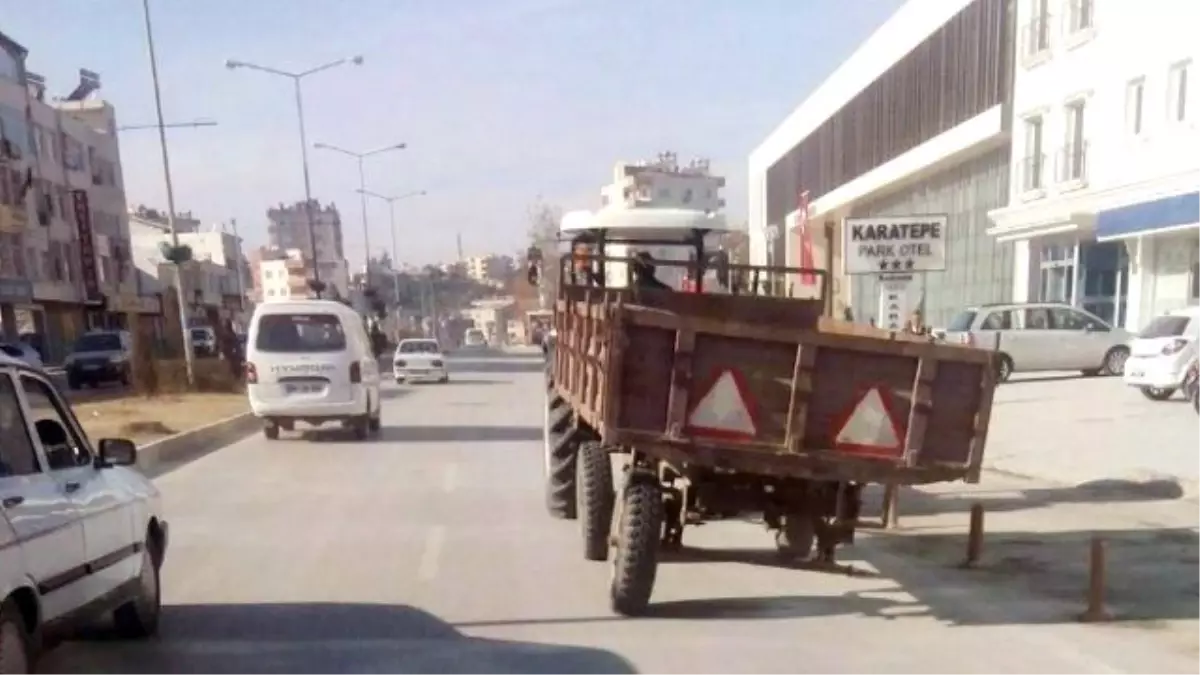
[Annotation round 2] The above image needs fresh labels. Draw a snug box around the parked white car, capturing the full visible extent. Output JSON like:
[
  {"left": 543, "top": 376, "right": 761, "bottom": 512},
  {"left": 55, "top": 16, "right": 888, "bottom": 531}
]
[
  {"left": 0, "top": 353, "right": 167, "bottom": 672},
  {"left": 940, "top": 302, "right": 1132, "bottom": 381},
  {"left": 245, "top": 300, "right": 383, "bottom": 441},
  {"left": 1123, "top": 306, "right": 1200, "bottom": 401},
  {"left": 0, "top": 342, "right": 42, "bottom": 370},
  {"left": 393, "top": 339, "right": 449, "bottom": 384},
  {"left": 462, "top": 328, "right": 487, "bottom": 349}
]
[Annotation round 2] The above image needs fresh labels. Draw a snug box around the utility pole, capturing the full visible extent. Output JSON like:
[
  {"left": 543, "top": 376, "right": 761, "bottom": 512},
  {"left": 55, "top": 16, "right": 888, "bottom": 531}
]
[{"left": 230, "top": 218, "right": 246, "bottom": 312}]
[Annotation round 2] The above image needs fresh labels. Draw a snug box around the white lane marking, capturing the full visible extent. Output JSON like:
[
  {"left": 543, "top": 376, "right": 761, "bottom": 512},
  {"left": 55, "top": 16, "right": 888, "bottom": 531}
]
[
  {"left": 441, "top": 464, "right": 459, "bottom": 493},
  {"left": 417, "top": 525, "right": 446, "bottom": 582}
]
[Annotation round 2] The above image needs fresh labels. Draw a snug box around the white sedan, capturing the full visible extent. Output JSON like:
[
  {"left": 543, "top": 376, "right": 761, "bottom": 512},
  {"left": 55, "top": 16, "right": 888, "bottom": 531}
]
[
  {"left": 1124, "top": 306, "right": 1199, "bottom": 400},
  {"left": 0, "top": 353, "right": 168, "bottom": 672},
  {"left": 393, "top": 338, "right": 449, "bottom": 384}
]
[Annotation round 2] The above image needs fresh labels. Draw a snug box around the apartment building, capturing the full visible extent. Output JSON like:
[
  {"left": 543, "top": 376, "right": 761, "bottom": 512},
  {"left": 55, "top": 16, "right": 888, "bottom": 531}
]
[
  {"left": 0, "top": 30, "right": 143, "bottom": 361},
  {"left": 986, "top": 0, "right": 1198, "bottom": 329},
  {"left": 266, "top": 200, "right": 349, "bottom": 297},
  {"left": 748, "top": 0, "right": 1015, "bottom": 326},
  {"left": 463, "top": 254, "right": 514, "bottom": 285},
  {"left": 600, "top": 153, "right": 726, "bottom": 212},
  {"left": 251, "top": 246, "right": 348, "bottom": 303},
  {"left": 128, "top": 207, "right": 250, "bottom": 324}
]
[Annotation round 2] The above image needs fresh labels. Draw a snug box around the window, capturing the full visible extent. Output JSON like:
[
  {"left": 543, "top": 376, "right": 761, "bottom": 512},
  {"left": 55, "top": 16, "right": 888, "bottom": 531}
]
[
  {"left": 1025, "top": 0, "right": 1051, "bottom": 57},
  {"left": 1048, "top": 307, "right": 1102, "bottom": 331},
  {"left": 980, "top": 309, "right": 1016, "bottom": 330},
  {"left": 1022, "top": 115, "right": 1045, "bottom": 190},
  {"left": 1062, "top": 100, "right": 1087, "bottom": 181},
  {"left": 72, "top": 332, "right": 121, "bottom": 353},
  {"left": 0, "top": 374, "right": 40, "bottom": 477},
  {"left": 1137, "top": 315, "right": 1190, "bottom": 339},
  {"left": 398, "top": 340, "right": 440, "bottom": 354},
  {"left": 63, "top": 136, "right": 84, "bottom": 171},
  {"left": 1024, "top": 307, "right": 1052, "bottom": 329},
  {"left": 21, "top": 375, "right": 91, "bottom": 470},
  {"left": 1168, "top": 61, "right": 1190, "bottom": 123},
  {"left": 946, "top": 310, "right": 978, "bottom": 332},
  {"left": 254, "top": 313, "right": 347, "bottom": 353},
  {"left": 1067, "top": 0, "right": 1093, "bottom": 32},
  {"left": 1126, "top": 79, "right": 1144, "bottom": 135}
]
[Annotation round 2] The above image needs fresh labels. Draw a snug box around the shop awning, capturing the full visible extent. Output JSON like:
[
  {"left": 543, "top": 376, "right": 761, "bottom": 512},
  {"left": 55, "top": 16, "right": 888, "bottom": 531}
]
[{"left": 1095, "top": 192, "right": 1199, "bottom": 242}]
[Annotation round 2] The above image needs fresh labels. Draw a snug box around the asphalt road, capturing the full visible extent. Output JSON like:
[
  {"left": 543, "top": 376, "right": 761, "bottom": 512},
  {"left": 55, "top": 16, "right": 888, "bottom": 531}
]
[{"left": 42, "top": 349, "right": 1198, "bottom": 673}]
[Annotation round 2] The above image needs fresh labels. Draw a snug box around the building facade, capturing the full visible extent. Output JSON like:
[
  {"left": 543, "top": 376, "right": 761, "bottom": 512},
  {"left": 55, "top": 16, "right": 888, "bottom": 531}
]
[
  {"left": 251, "top": 246, "right": 348, "bottom": 303},
  {"left": 986, "top": 0, "right": 1198, "bottom": 330},
  {"left": 463, "top": 254, "right": 514, "bottom": 285},
  {"left": 600, "top": 153, "right": 726, "bottom": 212},
  {"left": 0, "top": 31, "right": 141, "bottom": 362},
  {"left": 748, "top": 0, "right": 1016, "bottom": 327},
  {"left": 266, "top": 200, "right": 348, "bottom": 295}
]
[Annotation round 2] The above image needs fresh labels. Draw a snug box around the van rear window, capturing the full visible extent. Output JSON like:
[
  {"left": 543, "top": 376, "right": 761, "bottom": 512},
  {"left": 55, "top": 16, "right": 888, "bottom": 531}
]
[
  {"left": 1138, "top": 315, "right": 1191, "bottom": 339},
  {"left": 255, "top": 314, "right": 346, "bottom": 353}
]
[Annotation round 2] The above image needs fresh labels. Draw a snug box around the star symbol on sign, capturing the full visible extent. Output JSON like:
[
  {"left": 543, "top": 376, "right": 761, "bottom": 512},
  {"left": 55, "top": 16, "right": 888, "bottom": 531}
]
[
  {"left": 904, "top": 259, "right": 915, "bottom": 270},
  {"left": 891, "top": 260, "right": 903, "bottom": 271},
  {"left": 878, "top": 259, "right": 890, "bottom": 271}
]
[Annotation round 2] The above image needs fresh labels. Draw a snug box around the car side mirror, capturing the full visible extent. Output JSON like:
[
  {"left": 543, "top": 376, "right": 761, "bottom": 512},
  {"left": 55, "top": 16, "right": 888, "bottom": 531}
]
[{"left": 98, "top": 438, "right": 137, "bottom": 467}]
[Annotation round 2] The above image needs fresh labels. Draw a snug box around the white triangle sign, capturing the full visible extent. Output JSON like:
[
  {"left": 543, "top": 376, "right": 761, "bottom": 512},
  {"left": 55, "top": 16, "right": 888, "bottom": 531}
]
[
  {"left": 687, "top": 370, "right": 757, "bottom": 436},
  {"left": 835, "top": 388, "right": 902, "bottom": 451}
]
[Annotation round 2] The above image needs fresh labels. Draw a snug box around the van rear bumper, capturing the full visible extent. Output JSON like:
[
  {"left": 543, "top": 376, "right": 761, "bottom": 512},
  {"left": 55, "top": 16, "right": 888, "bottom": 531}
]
[{"left": 249, "top": 387, "right": 369, "bottom": 421}]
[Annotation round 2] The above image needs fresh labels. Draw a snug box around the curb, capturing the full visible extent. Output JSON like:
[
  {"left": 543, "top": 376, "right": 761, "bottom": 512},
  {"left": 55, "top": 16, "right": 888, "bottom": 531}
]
[{"left": 136, "top": 410, "right": 260, "bottom": 478}]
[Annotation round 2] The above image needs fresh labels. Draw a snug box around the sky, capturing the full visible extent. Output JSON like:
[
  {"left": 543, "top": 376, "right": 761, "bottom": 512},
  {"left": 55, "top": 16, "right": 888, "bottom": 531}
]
[{"left": 0, "top": 0, "right": 903, "bottom": 268}]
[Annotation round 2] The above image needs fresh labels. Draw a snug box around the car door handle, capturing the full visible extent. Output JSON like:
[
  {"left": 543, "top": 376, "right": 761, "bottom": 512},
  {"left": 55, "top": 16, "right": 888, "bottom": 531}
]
[
  {"left": 64, "top": 481, "right": 81, "bottom": 494},
  {"left": 1, "top": 496, "right": 24, "bottom": 508}
]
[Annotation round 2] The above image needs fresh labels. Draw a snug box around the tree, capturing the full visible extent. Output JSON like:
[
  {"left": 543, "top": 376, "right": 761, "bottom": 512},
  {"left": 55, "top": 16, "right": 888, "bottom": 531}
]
[{"left": 526, "top": 200, "right": 562, "bottom": 306}]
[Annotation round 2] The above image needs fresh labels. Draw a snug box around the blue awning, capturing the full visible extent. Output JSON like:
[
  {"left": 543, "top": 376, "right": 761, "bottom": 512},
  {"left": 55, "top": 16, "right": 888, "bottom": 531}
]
[{"left": 1095, "top": 192, "right": 1199, "bottom": 241}]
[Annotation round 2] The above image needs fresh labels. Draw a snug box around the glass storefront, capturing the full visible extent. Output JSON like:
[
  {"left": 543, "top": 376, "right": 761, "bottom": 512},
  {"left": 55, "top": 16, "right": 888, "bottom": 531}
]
[{"left": 1035, "top": 238, "right": 1128, "bottom": 325}]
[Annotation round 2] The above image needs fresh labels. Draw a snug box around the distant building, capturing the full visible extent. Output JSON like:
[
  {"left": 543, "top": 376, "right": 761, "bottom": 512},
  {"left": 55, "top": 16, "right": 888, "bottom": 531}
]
[
  {"left": 463, "top": 254, "right": 514, "bottom": 284},
  {"left": 600, "top": 152, "right": 726, "bottom": 212},
  {"left": 266, "top": 200, "right": 347, "bottom": 292},
  {"left": 251, "top": 246, "right": 349, "bottom": 302}
]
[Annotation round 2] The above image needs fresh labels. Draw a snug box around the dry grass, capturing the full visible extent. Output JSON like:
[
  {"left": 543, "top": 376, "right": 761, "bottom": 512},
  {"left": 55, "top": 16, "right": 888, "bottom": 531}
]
[{"left": 74, "top": 392, "right": 249, "bottom": 446}]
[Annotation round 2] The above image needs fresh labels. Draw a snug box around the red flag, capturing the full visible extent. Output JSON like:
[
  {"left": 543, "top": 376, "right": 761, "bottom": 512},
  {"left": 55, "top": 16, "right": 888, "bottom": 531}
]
[{"left": 795, "top": 189, "right": 816, "bottom": 286}]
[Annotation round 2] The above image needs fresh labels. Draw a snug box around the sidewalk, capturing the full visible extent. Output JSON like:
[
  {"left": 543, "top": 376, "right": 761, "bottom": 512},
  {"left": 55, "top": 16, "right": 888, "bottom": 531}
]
[
  {"left": 861, "top": 469, "right": 1198, "bottom": 660},
  {"left": 986, "top": 373, "right": 1199, "bottom": 496}
]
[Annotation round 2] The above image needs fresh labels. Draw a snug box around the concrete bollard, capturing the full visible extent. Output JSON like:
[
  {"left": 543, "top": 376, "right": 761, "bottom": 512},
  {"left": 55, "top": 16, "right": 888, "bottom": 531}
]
[
  {"left": 960, "top": 503, "right": 984, "bottom": 568},
  {"left": 880, "top": 482, "right": 900, "bottom": 529},
  {"left": 1078, "top": 537, "right": 1112, "bottom": 622}
]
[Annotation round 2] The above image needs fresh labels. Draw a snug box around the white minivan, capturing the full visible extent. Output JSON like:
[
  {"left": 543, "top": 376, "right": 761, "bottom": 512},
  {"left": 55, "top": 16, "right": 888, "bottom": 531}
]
[{"left": 245, "top": 300, "right": 383, "bottom": 440}]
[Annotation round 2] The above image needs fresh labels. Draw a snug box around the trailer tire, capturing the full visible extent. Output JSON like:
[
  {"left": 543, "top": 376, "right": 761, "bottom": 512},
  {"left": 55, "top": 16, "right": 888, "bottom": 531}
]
[
  {"left": 775, "top": 515, "right": 816, "bottom": 563},
  {"left": 544, "top": 391, "right": 578, "bottom": 520},
  {"left": 577, "top": 441, "right": 615, "bottom": 561},
  {"left": 610, "top": 480, "right": 662, "bottom": 616}
]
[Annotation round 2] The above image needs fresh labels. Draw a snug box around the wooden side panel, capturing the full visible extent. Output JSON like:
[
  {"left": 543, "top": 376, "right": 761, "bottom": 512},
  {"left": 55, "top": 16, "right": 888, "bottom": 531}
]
[
  {"left": 689, "top": 334, "right": 795, "bottom": 444},
  {"left": 615, "top": 324, "right": 674, "bottom": 433},
  {"left": 803, "top": 349, "right": 918, "bottom": 454},
  {"left": 918, "top": 360, "right": 986, "bottom": 468}
]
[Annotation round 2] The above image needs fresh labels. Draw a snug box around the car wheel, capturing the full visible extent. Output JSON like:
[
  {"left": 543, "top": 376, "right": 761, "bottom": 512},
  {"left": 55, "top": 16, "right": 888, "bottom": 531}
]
[
  {"left": 995, "top": 354, "right": 1014, "bottom": 383},
  {"left": 368, "top": 403, "right": 382, "bottom": 433},
  {"left": 0, "top": 598, "right": 33, "bottom": 675},
  {"left": 113, "top": 545, "right": 161, "bottom": 639},
  {"left": 1139, "top": 386, "right": 1175, "bottom": 401},
  {"left": 66, "top": 376, "right": 80, "bottom": 390},
  {"left": 1102, "top": 346, "right": 1130, "bottom": 376},
  {"left": 264, "top": 423, "right": 280, "bottom": 440},
  {"left": 351, "top": 416, "right": 370, "bottom": 440}
]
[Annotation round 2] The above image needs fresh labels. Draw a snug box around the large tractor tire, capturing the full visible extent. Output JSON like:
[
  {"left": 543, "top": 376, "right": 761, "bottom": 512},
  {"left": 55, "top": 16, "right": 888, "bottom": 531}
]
[
  {"left": 610, "top": 479, "right": 663, "bottom": 616},
  {"left": 544, "top": 383, "right": 579, "bottom": 520},
  {"left": 577, "top": 441, "right": 615, "bottom": 561}
]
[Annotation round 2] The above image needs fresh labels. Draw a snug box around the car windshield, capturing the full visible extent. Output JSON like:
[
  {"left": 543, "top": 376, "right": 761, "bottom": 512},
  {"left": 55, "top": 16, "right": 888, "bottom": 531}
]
[
  {"left": 946, "top": 310, "right": 977, "bottom": 332},
  {"left": 399, "top": 341, "right": 440, "bottom": 354},
  {"left": 255, "top": 314, "right": 347, "bottom": 353},
  {"left": 1138, "top": 315, "right": 1192, "bottom": 339},
  {"left": 466, "top": 330, "right": 484, "bottom": 340},
  {"left": 190, "top": 328, "right": 209, "bottom": 340},
  {"left": 73, "top": 333, "right": 121, "bottom": 352}
]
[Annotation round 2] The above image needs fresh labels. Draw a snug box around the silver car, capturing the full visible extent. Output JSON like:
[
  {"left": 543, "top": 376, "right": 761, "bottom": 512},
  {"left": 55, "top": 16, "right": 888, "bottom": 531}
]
[{"left": 940, "top": 302, "right": 1132, "bottom": 382}]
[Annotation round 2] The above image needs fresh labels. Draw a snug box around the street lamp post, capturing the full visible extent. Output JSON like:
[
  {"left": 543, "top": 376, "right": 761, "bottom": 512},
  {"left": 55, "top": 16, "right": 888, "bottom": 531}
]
[
  {"left": 314, "top": 142, "right": 407, "bottom": 290},
  {"left": 356, "top": 189, "right": 426, "bottom": 303},
  {"left": 224, "top": 55, "right": 363, "bottom": 295},
  {"left": 140, "top": 0, "right": 198, "bottom": 386},
  {"left": 118, "top": 119, "right": 217, "bottom": 132}
]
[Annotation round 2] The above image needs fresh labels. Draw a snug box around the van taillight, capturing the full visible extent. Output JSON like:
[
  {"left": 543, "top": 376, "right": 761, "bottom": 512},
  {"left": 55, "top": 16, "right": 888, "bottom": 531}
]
[
  {"left": 244, "top": 362, "right": 258, "bottom": 384},
  {"left": 349, "top": 362, "right": 362, "bottom": 383},
  {"left": 1163, "top": 338, "right": 1189, "bottom": 355}
]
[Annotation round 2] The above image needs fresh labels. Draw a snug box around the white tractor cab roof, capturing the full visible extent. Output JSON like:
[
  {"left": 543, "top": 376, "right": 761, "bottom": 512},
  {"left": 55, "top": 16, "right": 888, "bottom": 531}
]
[{"left": 557, "top": 207, "right": 741, "bottom": 291}]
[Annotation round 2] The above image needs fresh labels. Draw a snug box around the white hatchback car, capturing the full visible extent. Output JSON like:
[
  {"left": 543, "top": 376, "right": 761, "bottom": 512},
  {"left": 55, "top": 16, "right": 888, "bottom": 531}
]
[
  {"left": 0, "top": 354, "right": 166, "bottom": 672},
  {"left": 1123, "top": 306, "right": 1200, "bottom": 400},
  {"left": 393, "top": 339, "right": 449, "bottom": 384}
]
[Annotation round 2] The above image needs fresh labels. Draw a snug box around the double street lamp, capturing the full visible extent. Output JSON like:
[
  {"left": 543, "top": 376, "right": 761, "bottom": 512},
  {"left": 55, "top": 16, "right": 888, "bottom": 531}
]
[
  {"left": 356, "top": 188, "right": 427, "bottom": 301},
  {"left": 224, "top": 55, "right": 363, "bottom": 294},
  {"left": 314, "top": 142, "right": 407, "bottom": 289}
]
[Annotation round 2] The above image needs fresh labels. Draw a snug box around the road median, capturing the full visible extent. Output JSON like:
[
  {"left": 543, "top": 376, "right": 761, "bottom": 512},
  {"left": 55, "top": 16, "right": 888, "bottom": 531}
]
[{"left": 134, "top": 410, "right": 259, "bottom": 477}]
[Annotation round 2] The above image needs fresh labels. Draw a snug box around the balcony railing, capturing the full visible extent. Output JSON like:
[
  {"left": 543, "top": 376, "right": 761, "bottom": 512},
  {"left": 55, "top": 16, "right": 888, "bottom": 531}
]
[
  {"left": 1056, "top": 142, "right": 1088, "bottom": 183},
  {"left": 1021, "top": 153, "right": 1047, "bottom": 192},
  {"left": 1022, "top": 15, "right": 1052, "bottom": 60}
]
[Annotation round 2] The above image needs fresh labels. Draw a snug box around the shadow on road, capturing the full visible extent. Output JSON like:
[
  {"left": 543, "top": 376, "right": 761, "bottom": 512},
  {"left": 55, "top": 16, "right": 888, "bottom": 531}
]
[
  {"left": 52, "top": 602, "right": 637, "bottom": 674},
  {"left": 376, "top": 425, "right": 542, "bottom": 443}
]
